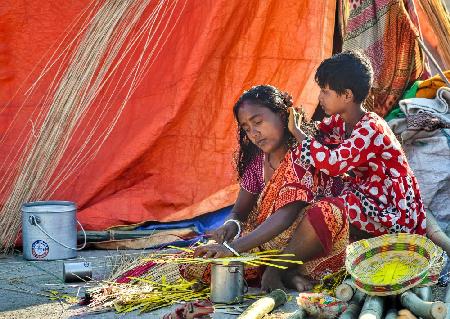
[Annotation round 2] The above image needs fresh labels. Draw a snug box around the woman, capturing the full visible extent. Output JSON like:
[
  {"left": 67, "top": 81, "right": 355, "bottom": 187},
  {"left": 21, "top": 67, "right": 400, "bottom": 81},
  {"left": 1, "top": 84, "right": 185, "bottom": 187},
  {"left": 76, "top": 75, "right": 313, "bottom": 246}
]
[{"left": 189, "top": 85, "right": 349, "bottom": 292}]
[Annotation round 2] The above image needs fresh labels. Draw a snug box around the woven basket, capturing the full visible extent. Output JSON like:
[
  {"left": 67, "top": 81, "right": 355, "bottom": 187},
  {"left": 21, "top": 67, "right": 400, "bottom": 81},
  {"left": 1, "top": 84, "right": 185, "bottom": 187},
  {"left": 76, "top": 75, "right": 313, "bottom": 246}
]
[{"left": 345, "top": 233, "right": 446, "bottom": 296}]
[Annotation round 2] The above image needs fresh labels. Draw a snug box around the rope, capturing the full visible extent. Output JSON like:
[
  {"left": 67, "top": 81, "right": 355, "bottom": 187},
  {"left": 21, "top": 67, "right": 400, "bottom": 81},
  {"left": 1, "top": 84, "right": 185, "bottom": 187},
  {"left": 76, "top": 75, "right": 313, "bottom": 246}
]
[{"left": 0, "top": 0, "right": 187, "bottom": 253}]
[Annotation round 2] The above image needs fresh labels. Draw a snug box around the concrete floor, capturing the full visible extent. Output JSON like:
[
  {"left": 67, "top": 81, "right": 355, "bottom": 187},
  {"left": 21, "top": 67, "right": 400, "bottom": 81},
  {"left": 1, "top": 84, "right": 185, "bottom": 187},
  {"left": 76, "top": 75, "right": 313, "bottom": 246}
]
[
  {"left": 0, "top": 249, "right": 447, "bottom": 319},
  {"left": 0, "top": 249, "right": 299, "bottom": 319}
]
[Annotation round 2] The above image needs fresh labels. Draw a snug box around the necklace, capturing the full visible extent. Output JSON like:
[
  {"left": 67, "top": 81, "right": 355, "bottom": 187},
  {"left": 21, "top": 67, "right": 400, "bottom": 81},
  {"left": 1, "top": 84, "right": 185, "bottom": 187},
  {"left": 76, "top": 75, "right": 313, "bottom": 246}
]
[
  {"left": 267, "top": 153, "right": 280, "bottom": 171},
  {"left": 344, "top": 112, "right": 366, "bottom": 139},
  {"left": 344, "top": 126, "right": 353, "bottom": 139}
]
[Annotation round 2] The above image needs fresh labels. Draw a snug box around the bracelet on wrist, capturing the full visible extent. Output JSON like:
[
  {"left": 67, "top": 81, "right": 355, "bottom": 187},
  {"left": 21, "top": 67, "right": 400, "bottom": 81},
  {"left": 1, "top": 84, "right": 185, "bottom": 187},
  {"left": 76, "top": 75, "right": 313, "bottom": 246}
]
[{"left": 224, "top": 219, "right": 241, "bottom": 240}]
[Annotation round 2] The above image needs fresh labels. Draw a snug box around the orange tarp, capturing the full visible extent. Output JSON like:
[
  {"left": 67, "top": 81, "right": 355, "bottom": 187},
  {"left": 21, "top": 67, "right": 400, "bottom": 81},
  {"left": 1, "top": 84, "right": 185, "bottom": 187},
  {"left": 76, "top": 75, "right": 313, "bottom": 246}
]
[{"left": 0, "top": 1, "right": 336, "bottom": 230}]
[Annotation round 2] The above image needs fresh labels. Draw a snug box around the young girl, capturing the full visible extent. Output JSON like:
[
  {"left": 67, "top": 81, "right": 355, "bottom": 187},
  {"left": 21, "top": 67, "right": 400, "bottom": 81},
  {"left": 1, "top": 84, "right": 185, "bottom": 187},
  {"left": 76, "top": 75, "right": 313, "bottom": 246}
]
[
  {"left": 289, "top": 50, "right": 427, "bottom": 237},
  {"left": 191, "top": 85, "right": 349, "bottom": 292}
]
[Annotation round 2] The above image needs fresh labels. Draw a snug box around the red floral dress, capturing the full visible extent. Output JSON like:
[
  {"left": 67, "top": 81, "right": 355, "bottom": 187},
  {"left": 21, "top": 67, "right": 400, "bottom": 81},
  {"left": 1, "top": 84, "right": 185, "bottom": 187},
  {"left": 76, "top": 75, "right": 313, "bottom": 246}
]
[{"left": 300, "top": 112, "right": 426, "bottom": 236}]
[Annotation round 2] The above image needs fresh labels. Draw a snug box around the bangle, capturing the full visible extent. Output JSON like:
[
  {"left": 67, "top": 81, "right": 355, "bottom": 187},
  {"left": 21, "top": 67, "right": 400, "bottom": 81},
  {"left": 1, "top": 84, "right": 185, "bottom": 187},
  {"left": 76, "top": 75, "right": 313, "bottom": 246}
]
[
  {"left": 224, "top": 219, "right": 241, "bottom": 240},
  {"left": 223, "top": 241, "right": 240, "bottom": 257}
]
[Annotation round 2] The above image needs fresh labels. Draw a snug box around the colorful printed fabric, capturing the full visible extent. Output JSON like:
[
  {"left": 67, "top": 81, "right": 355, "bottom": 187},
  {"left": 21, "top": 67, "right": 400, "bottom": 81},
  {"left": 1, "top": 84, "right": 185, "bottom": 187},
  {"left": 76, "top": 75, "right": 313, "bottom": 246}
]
[
  {"left": 240, "top": 152, "right": 264, "bottom": 194},
  {"left": 241, "top": 151, "right": 349, "bottom": 280},
  {"left": 243, "top": 146, "right": 345, "bottom": 224},
  {"left": 300, "top": 112, "right": 427, "bottom": 236},
  {"left": 300, "top": 198, "right": 349, "bottom": 279},
  {"left": 181, "top": 147, "right": 349, "bottom": 283},
  {"left": 341, "top": 0, "right": 429, "bottom": 117}
]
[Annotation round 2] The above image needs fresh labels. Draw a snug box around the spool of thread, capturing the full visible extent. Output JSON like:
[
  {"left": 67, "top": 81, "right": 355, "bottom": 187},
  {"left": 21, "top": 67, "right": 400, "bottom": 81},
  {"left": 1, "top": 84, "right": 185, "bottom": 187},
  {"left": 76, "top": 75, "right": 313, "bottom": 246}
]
[{"left": 63, "top": 261, "right": 92, "bottom": 282}]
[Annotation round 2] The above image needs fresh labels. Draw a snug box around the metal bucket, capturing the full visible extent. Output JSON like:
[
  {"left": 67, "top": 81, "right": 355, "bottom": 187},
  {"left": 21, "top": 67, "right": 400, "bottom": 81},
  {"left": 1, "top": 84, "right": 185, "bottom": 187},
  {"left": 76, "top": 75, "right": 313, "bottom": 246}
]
[
  {"left": 21, "top": 201, "right": 85, "bottom": 260},
  {"left": 210, "top": 262, "right": 245, "bottom": 304}
]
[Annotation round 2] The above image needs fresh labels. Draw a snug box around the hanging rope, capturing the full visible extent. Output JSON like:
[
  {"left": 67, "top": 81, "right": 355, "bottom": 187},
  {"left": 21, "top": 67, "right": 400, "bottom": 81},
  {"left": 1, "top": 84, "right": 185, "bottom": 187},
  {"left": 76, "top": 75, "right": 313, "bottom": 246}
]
[{"left": 0, "top": 0, "right": 187, "bottom": 253}]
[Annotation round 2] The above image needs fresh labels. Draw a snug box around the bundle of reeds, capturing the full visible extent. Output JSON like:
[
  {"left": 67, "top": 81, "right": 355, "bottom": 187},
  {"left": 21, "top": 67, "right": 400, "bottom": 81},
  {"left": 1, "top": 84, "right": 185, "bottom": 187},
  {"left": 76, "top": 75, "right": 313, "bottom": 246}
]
[
  {"left": 84, "top": 246, "right": 303, "bottom": 314},
  {"left": 144, "top": 246, "right": 304, "bottom": 270},
  {"left": 86, "top": 276, "right": 209, "bottom": 313}
]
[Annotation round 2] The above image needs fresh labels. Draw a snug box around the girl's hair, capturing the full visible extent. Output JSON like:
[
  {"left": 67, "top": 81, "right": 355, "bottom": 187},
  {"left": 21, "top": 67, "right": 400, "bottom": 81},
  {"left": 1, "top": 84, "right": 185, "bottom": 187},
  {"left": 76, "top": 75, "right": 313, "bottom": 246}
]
[
  {"left": 232, "top": 85, "right": 295, "bottom": 180},
  {"left": 315, "top": 50, "right": 373, "bottom": 103}
]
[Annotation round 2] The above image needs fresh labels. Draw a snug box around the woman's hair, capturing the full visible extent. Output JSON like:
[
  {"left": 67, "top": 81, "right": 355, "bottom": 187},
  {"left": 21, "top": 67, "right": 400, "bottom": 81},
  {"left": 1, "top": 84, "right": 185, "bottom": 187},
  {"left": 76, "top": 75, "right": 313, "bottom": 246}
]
[
  {"left": 315, "top": 50, "right": 374, "bottom": 103},
  {"left": 232, "top": 85, "right": 295, "bottom": 180}
]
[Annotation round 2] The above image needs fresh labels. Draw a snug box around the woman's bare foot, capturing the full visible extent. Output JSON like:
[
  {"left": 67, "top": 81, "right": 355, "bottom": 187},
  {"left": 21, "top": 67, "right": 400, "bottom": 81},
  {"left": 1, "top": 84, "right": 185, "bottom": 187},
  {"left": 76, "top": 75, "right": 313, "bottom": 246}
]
[
  {"left": 281, "top": 268, "right": 314, "bottom": 291},
  {"left": 286, "top": 275, "right": 314, "bottom": 291},
  {"left": 261, "top": 268, "right": 286, "bottom": 292}
]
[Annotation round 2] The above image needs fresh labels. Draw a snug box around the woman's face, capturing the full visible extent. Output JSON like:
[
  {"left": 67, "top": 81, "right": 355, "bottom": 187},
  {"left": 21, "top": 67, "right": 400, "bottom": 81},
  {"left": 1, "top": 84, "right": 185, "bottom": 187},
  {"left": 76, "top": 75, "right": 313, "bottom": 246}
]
[{"left": 237, "top": 102, "right": 286, "bottom": 153}]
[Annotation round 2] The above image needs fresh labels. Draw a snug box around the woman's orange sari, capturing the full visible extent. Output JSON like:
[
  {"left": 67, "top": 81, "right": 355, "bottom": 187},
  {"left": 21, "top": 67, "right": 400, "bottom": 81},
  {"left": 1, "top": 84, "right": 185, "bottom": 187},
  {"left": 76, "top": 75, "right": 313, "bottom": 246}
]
[{"left": 181, "top": 147, "right": 349, "bottom": 283}]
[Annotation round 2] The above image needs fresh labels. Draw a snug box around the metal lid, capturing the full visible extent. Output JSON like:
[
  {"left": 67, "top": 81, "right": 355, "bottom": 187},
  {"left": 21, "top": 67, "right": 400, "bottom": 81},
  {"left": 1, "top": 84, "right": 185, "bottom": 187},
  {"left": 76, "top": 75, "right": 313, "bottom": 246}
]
[
  {"left": 212, "top": 261, "right": 243, "bottom": 267},
  {"left": 21, "top": 201, "right": 77, "bottom": 213}
]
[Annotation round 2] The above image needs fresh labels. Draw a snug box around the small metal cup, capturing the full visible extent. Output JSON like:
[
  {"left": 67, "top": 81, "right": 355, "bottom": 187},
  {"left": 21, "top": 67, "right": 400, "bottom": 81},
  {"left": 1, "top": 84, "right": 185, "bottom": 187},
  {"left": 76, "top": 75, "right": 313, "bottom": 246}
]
[
  {"left": 63, "top": 261, "right": 92, "bottom": 283},
  {"left": 210, "top": 262, "right": 245, "bottom": 304}
]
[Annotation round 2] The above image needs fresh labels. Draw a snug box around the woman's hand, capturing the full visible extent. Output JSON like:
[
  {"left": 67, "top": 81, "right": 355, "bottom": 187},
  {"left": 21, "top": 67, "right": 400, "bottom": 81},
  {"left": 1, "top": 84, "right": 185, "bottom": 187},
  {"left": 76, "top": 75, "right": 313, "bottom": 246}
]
[
  {"left": 193, "top": 244, "right": 234, "bottom": 259},
  {"left": 208, "top": 222, "right": 239, "bottom": 244}
]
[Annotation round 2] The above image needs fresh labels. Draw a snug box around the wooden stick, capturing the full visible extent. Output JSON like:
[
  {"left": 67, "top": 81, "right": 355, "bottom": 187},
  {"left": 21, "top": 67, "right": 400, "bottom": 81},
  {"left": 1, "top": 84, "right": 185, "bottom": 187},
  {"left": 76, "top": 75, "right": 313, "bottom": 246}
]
[
  {"left": 401, "top": 290, "right": 447, "bottom": 319},
  {"left": 286, "top": 309, "right": 307, "bottom": 319},
  {"left": 77, "top": 229, "right": 194, "bottom": 242},
  {"left": 336, "top": 279, "right": 356, "bottom": 302},
  {"left": 417, "top": 38, "right": 450, "bottom": 87},
  {"left": 413, "top": 286, "right": 433, "bottom": 302},
  {"left": 339, "top": 290, "right": 366, "bottom": 319},
  {"left": 78, "top": 230, "right": 159, "bottom": 241},
  {"left": 359, "top": 295, "right": 385, "bottom": 319},
  {"left": 237, "top": 289, "right": 287, "bottom": 319}
]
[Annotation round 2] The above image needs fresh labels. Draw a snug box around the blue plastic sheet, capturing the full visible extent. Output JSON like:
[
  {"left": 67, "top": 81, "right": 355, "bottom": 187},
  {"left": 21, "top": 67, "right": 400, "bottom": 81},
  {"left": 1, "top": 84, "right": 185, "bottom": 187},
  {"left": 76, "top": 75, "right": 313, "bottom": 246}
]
[{"left": 136, "top": 206, "right": 232, "bottom": 234}]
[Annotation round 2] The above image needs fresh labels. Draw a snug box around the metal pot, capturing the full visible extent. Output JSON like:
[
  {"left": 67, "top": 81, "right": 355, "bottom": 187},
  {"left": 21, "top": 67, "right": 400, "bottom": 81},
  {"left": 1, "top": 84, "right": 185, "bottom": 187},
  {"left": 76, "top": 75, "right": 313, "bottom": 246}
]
[{"left": 210, "top": 262, "right": 245, "bottom": 304}]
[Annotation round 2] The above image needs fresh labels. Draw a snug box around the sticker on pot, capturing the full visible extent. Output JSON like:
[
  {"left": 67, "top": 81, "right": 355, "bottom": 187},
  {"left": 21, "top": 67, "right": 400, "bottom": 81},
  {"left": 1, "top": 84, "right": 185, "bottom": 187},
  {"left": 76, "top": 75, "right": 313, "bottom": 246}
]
[{"left": 32, "top": 240, "right": 49, "bottom": 259}]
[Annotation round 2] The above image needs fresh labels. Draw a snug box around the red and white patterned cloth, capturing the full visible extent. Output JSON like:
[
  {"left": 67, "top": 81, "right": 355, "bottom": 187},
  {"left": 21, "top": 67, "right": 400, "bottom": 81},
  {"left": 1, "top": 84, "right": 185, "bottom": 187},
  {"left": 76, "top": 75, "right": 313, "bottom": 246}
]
[{"left": 300, "top": 112, "right": 426, "bottom": 236}]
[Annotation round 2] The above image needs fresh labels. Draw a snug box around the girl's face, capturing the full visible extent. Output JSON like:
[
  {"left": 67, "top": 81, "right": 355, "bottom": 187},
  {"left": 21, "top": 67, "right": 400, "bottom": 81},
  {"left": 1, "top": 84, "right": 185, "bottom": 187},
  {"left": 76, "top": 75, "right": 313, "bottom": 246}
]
[
  {"left": 318, "top": 86, "right": 349, "bottom": 115},
  {"left": 237, "top": 102, "right": 286, "bottom": 153}
]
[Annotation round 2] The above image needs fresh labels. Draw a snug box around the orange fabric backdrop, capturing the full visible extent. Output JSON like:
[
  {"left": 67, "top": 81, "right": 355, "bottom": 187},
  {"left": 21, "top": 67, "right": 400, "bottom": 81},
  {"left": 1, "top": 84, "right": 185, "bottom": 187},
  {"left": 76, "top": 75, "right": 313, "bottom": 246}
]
[{"left": 0, "top": 1, "right": 336, "bottom": 230}]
